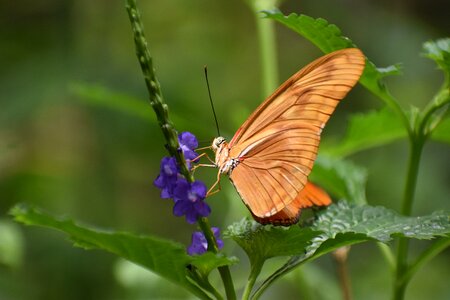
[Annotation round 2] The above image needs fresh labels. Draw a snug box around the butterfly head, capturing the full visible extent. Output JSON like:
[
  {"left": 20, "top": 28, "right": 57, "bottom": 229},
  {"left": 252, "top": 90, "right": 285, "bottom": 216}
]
[
  {"left": 212, "top": 136, "right": 233, "bottom": 172},
  {"left": 212, "top": 136, "right": 227, "bottom": 151}
]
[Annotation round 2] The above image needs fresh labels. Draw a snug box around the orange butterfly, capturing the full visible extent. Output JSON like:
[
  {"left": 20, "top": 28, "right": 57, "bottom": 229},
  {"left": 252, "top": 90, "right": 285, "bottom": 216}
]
[{"left": 210, "top": 48, "right": 365, "bottom": 225}]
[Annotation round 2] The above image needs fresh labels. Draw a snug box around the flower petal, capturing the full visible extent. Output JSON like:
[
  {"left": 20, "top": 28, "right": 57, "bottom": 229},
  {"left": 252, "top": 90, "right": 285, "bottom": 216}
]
[
  {"left": 185, "top": 208, "right": 199, "bottom": 224},
  {"left": 173, "top": 178, "right": 189, "bottom": 202},
  {"left": 187, "top": 231, "right": 207, "bottom": 255},
  {"left": 160, "top": 157, "right": 178, "bottom": 176},
  {"left": 173, "top": 200, "right": 189, "bottom": 216},
  {"left": 153, "top": 174, "right": 164, "bottom": 189},
  {"left": 194, "top": 201, "right": 211, "bottom": 218},
  {"left": 178, "top": 132, "right": 198, "bottom": 150},
  {"left": 192, "top": 181, "right": 207, "bottom": 199}
]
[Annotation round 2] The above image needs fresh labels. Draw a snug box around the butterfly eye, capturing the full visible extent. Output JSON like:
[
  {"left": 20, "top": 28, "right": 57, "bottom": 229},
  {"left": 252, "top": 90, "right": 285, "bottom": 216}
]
[{"left": 212, "top": 137, "right": 226, "bottom": 150}]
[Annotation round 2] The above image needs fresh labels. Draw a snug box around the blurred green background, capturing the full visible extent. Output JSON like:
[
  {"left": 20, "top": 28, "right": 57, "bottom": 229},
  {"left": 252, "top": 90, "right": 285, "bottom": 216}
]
[{"left": 1, "top": 0, "right": 449, "bottom": 299}]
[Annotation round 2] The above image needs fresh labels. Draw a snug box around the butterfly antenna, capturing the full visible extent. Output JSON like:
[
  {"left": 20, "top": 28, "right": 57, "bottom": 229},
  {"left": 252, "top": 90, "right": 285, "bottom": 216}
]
[{"left": 204, "top": 66, "right": 221, "bottom": 137}]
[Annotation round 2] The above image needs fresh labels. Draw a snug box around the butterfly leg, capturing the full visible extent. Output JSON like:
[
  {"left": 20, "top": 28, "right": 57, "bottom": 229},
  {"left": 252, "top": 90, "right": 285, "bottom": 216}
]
[
  {"left": 192, "top": 151, "right": 215, "bottom": 164},
  {"left": 191, "top": 163, "right": 216, "bottom": 175},
  {"left": 206, "top": 171, "right": 222, "bottom": 197},
  {"left": 195, "top": 145, "right": 213, "bottom": 151},
  {"left": 191, "top": 152, "right": 216, "bottom": 174}
]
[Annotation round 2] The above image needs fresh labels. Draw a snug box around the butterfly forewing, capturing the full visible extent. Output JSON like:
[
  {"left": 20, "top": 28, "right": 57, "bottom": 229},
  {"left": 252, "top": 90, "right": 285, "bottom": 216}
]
[{"left": 220, "top": 48, "right": 365, "bottom": 224}]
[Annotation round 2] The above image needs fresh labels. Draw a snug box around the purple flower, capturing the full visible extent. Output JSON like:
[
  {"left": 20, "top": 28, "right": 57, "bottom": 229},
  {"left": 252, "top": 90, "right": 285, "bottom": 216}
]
[
  {"left": 187, "top": 227, "right": 224, "bottom": 255},
  {"left": 153, "top": 157, "right": 179, "bottom": 198},
  {"left": 178, "top": 132, "right": 198, "bottom": 161},
  {"left": 173, "top": 179, "right": 210, "bottom": 223}
]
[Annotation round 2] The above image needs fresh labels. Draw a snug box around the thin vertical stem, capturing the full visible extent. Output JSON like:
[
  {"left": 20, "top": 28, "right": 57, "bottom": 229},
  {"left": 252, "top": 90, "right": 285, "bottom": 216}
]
[
  {"left": 393, "top": 138, "right": 424, "bottom": 300},
  {"left": 246, "top": 0, "right": 282, "bottom": 96},
  {"left": 401, "top": 139, "right": 423, "bottom": 216},
  {"left": 199, "top": 218, "right": 236, "bottom": 300},
  {"left": 333, "top": 247, "right": 352, "bottom": 300},
  {"left": 242, "top": 260, "right": 264, "bottom": 300},
  {"left": 125, "top": 1, "right": 235, "bottom": 299},
  {"left": 254, "top": 10, "right": 278, "bottom": 96}
]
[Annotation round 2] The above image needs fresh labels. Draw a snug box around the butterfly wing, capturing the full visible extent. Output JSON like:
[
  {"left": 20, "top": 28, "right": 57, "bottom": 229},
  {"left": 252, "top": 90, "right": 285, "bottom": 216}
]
[
  {"left": 228, "top": 48, "right": 365, "bottom": 222},
  {"left": 250, "top": 182, "right": 331, "bottom": 225}
]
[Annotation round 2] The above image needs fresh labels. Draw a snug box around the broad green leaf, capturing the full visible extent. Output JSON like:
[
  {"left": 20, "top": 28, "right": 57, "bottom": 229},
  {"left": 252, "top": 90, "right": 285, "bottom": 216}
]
[
  {"left": 264, "top": 10, "right": 405, "bottom": 117},
  {"left": 71, "top": 83, "right": 155, "bottom": 121},
  {"left": 227, "top": 202, "right": 449, "bottom": 264},
  {"left": 225, "top": 218, "right": 321, "bottom": 263},
  {"left": 226, "top": 202, "right": 450, "bottom": 298},
  {"left": 264, "top": 11, "right": 354, "bottom": 52},
  {"left": 313, "top": 202, "right": 450, "bottom": 242},
  {"left": 304, "top": 202, "right": 450, "bottom": 263},
  {"left": 71, "top": 83, "right": 205, "bottom": 133},
  {"left": 323, "top": 108, "right": 407, "bottom": 157},
  {"left": 311, "top": 156, "right": 368, "bottom": 204},
  {"left": 190, "top": 252, "right": 238, "bottom": 277},
  {"left": 10, "top": 204, "right": 235, "bottom": 300}
]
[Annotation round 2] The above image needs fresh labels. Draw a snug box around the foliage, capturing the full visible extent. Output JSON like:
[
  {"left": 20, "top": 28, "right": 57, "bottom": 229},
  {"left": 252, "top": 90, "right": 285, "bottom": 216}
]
[
  {"left": 9, "top": 1, "right": 450, "bottom": 300},
  {"left": 10, "top": 204, "right": 236, "bottom": 300}
]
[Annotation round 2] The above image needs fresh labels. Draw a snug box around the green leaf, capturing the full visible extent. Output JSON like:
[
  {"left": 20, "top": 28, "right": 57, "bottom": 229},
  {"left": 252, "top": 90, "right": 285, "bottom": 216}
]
[
  {"left": 228, "top": 202, "right": 449, "bottom": 264},
  {"left": 263, "top": 11, "right": 353, "bottom": 52},
  {"left": 231, "top": 202, "right": 450, "bottom": 298},
  {"left": 282, "top": 202, "right": 450, "bottom": 281},
  {"left": 323, "top": 108, "right": 407, "bottom": 157},
  {"left": 70, "top": 83, "right": 205, "bottom": 133},
  {"left": 264, "top": 10, "right": 407, "bottom": 125},
  {"left": 10, "top": 204, "right": 235, "bottom": 300},
  {"left": 311, "top": 156, "right": 368, "bottom": 204},
  {"left": 313, "top": 202, "right": 450, "bottom": 242},
  {"left": 71, "top": 83, "right": 155, "bottom": 121},
  {"left": 423, "top": 38, "right": 450, "bottom": 76},
  {"left": 190, "top": 252, "right": 238, "bottom": 277},
  {"left": 225, "top": 218, "right": 321, "bottom": 263},
  {"left": 263, "top": 10, "right": 401, "bottom": 79}
]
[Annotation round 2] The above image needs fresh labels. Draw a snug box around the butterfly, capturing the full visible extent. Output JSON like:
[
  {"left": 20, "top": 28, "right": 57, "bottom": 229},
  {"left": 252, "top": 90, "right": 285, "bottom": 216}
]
[{"left": 210, "top": 48, "right": 365, "bottom": 226}]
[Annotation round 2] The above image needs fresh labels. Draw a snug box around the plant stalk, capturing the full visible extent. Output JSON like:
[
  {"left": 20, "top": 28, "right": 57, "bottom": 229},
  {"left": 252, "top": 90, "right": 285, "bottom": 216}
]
[
  {"left": 246, "top": 0, "right": 281, "bottom": 97},
  {"left": 199, "top": 218, "right": 236, "bottom": 300},
  {"left": 333, "top": 247, "right": 352, "bottom": 300},
  {"left": 393, "top": 137, "right": 424, "bottom": 300},
  {"left": 125, "top": 1, "right": 235, "bottom": 299},
  {"left": 243, "top": 260, "right": 264, "bottom": 300},
  {"left": 403, "top": 238, "right": 450, "bottom": 284}
]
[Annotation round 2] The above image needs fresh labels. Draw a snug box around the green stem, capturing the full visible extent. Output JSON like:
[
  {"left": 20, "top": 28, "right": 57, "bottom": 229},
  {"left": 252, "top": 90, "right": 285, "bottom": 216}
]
[
  {"left": 243, "top": 260, "right": 264, "bottom": 300},
  {"left": 199, "top": 218, "right": 237, "bottom": 300},
  {"left": 125, "top": 1, "right": 235, "bottom": 299},
  {"left": 218, "top": 265, "right": 236, "bottom": 300},
  {"left": 125, "top": 0, "right": 191, "bottom": 179},
  {"left": 393, "top": 137, "right": 424, "bottom": 300},
  {"left": 254, "top": 6, "right": 278, "bottom": 96},
  {"left": 401, "top": 139, "right": 424, "bottom": 217},
  {"left": 403, "top": 238, "right": 450, "bottom": 284},
  {"left": 419, "top": 87, "right": 450, "bottom": 137},
  {"left": 333, "top": 247, "right": 352, "bottom": 300},
  {"left": 246, "top": 0, "right": 282, "bottom": 96},
  {"left": 188, "top": 267, "right": 224, "bottom": 300}
]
